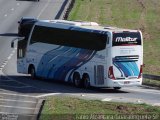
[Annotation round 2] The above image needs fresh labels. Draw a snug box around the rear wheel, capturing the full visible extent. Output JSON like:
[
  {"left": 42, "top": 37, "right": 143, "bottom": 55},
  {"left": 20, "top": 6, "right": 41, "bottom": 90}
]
[
  {"left": 73, "top": 73, "right": 82, "bottom": 87},
  {"left": 83, "top": 74, "right": 90, "bottom": 89}
]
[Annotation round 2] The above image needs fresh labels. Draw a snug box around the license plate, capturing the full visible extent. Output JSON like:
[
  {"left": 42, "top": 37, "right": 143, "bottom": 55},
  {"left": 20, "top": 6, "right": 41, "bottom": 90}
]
[{"left": 124, "top": 81, "right": 130, "bottom": 84}]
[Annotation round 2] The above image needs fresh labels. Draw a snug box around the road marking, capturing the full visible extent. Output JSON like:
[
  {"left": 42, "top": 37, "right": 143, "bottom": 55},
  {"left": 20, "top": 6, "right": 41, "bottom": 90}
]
[
  {"left": 0, "top": 85, "right": 31, "bottom": 88},
  {"left": 101, "top": 98, "right": 112, "bottom": 101},
  {"left": 17, "top": 3, "right": 20, "bottom": 6},
  {"left": 0, "top": 105, "right": 37, "bottom": 110},
  {"left": 0, "top": 93, "right": 36, "bottom": 98},
  {"left": 1, "top": 48, "right": 16, "bottom": 69},
  {"left": 0, "top": 112, "right": 35, "bottom": 117},
  {"left": 0, "top": 79, "right": 14, "bottom": 82},
  {"left": 11, "top": 8, "right": 14, "bottom": 11},
  {"left": 4, "top": 14, "right": 7, "bottom": 17},
  {"left": 1, "top": 65, "right": 5, "bottom": 68},
  {"left": 7, "top": 56, "right": 11, "bottom": 60},
  {"left": 153, "top": 103, "right": 160, "bottom": 106},
  {"left": 0, "top": 99, "right": 37, "bottom": 103},
  {"left": 2, "top": 75, "right": 33, "bottom": 87},
  {"left": 36, "top": 93, "right": 61, "bottom": 98},
  {"left": 37, "top": 0, "right": 51, "bottom": 19}
]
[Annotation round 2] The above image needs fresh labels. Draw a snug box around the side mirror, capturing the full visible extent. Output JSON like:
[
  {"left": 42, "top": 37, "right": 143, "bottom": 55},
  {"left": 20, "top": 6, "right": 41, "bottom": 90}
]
[
  {"left": 11, "top": 41, "right": 14, "bottom": 48},
  {"left": 11, "top": 37, "right": 25, "bottom": 48}
]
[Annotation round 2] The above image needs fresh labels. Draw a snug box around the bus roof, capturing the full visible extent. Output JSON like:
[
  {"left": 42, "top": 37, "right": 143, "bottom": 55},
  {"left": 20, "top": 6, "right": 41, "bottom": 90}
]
[{"left": 35, "top": 19, "right": 140, "bottom": 33}]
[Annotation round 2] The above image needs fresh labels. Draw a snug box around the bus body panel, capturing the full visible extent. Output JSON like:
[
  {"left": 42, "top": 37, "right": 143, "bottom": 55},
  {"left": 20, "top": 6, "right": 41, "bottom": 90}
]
[{"left": 16, "top": 20, "right": 143, "bottom": 88}]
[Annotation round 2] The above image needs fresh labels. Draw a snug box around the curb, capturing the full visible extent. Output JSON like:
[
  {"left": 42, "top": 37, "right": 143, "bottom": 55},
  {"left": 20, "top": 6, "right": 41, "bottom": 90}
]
[
  {"left": 62, "top": 0, "right": 75, "bottom": 20},
  {"left": 37, "top": 99, "right": 46, "bottom": 120},
  {"left": 55, "top": 0, "right": 70, "bottom": 19}
]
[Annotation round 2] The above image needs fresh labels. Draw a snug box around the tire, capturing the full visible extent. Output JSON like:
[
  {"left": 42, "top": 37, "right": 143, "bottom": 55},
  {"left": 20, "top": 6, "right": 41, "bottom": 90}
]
[
  {"left": 73, "top": 73, "right": 82, "bottom": 87},
  {"left": 83, "top": 74, "right": 90, "bottom": 89},
  {"left": 30, "top": 66, "right": 36, "bottom": 79},
  {"left": 114, "top": 87, "right": 121, "bottom": 90}
]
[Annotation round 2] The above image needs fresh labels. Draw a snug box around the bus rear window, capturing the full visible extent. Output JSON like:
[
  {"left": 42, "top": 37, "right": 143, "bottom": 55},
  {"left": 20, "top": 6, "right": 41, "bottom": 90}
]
[{"left": 112, "top": 32, "right": 141, "bottom": 46}]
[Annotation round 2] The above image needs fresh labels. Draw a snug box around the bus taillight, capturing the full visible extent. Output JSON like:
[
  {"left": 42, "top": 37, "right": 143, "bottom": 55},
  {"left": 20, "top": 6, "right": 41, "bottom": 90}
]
[
  {"left": 138, "top": 65, "right": 143, "bottom": 79},
  {"left": 108, "top": 66, "right": 115, "bottom": 80}
]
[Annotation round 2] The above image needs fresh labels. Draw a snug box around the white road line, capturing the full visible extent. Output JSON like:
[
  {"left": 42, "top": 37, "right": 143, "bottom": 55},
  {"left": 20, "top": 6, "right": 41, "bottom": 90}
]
[
  {"left": 17, "top": 3, "right": 20, "bottom": 6},
  {"left": 12, "top": 50, "right": 15, "bottom": 53},
  {"left": 2, "top": 62, "right": 7, "bottom": 65},
  {"left": 0, "top": 85, "right": 31, "bottom": 89},
  {"left": 1, "top": 65, "right": 5, "bottom": 68},
  {"left": 0, "top": 93, "right": 35, "bottom": 98},
  {"left": 37, "top": 0, "right": 51, "bottom": 19},
  {"left": 0, "top": 112, "right": 35, "bottom": 117},
  {"left": 0, "top": 79, "right": 14, "bottom": 82},
  {"left": 9, "top": 53, "right": 13, "bottom": 56},
  {"left": 35, "top": 93, "right": 61, "bottom": 98},
  {"left": 4, "top": 76, "right": 33, "bottom": 87},
  {"left": 153, "top": 103, "right": 160, "bottom": 106},
  {"left": 11, "top": 8, "right": 14, "bottom": 11},
  {"left": 101, "top": 98, "right": 112, "bottom": 101},
  {"left": 0, "top": 99, "right": 37, "bottom": 103},
  {"left": 0, "top": 105, "right": 37, "bottom": 110},
  {"left": 7, "top": 56, "right": 11, "bottom": 60}
]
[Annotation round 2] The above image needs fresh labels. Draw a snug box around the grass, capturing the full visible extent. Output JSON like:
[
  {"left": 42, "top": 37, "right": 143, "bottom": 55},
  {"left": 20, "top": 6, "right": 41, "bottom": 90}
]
[
  {"left": 68, "top": 0, "right": 160, "bottom": 75},
  {"left": 143, "top": 78, "right": 160, "bottom": 88},
  {"left": 40, "top": 96, "right": 160, "bottom": 120}
]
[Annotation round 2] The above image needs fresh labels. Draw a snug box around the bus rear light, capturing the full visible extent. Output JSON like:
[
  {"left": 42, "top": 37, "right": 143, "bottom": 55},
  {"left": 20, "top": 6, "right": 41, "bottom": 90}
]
[
  {"left": 138, "top": 65, "right": 143, "bottom": 79},
  {"left": 108, "top": 66, "right": 115, "bottom": 80}
]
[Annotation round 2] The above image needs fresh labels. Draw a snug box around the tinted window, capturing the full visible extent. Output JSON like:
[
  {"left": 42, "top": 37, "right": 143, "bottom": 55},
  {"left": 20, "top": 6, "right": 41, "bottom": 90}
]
[
  {"left": 113, "top": 32, "right": 141, "bottom": 46},
  {"left": 17, "top": 39, "right": 27, "bottom": 58},
  {"left": 30, "top": 25, "right": 107, "bottom": 51}
]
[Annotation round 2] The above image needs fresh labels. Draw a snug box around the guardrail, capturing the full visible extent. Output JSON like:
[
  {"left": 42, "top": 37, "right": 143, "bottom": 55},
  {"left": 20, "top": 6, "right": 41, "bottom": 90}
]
[{"left": 143, "top": 74, "right": 160, "bottom": 81}]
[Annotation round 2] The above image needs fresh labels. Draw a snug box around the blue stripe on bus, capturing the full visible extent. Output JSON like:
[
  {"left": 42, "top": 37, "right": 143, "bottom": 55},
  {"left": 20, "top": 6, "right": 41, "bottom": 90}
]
[
  {"left": 53, "top": 49, "right": 95, "bottom": 80},
  {"left": 47, "top": 48, "right": 80, "bottom": 79},
  {"left": 128, "top": 62, "right": 139, "bottom": 76},
  {"left": 113, "top": 61, "right": 139, "bottom": 77},
  {"left": 37, "top": 46, "right": 70, "bottom": 77},
  {"left": 37, "top": 46, "right": 96, "bottom": 81}
]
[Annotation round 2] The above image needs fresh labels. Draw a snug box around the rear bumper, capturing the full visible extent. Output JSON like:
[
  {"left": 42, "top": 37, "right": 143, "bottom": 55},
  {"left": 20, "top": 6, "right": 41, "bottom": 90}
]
[{"left": 107, "top": 79, "right": 142, "bottom": 87}]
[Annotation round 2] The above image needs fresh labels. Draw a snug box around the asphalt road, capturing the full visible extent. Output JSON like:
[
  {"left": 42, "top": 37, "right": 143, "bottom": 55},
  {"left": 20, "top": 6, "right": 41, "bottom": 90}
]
[
  {"left": 0, "top": 0, "right": 160, "bottom": 119},
  {"left": 0, "top": 0, "right": 69, "bottom": 119}
]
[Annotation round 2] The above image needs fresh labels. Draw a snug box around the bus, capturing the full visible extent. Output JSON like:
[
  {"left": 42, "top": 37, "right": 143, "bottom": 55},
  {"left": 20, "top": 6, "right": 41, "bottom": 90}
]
[{"left": 12, "top": 20, "right": 143, "bottom": 89}]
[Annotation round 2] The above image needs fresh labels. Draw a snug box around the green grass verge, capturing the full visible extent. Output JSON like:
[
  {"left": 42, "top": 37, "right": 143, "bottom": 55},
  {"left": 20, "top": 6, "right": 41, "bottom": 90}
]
[
  {"left": 40, "top": 96, "right": 160, "bottom": 120},
  {"left": 143, "top": 79, "right": 160, "bottom": 88},
  {"left": 68, "top": 0, "right": 160, "bottom": 75}
]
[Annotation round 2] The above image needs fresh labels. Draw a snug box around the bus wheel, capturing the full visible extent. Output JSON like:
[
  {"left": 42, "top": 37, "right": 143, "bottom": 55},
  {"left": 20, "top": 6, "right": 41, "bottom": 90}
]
[
  {"left": 114, "top": 87, "right": 121, "bottom": 90},
  {"left": 83, "top": 74, "right": 90, "bottom": 89},
  {"left": 30, "top": 66, "right": 36, "bottom": 79},
  {"left": 73, "top": 73, "right": 82, "bottom": 87}
]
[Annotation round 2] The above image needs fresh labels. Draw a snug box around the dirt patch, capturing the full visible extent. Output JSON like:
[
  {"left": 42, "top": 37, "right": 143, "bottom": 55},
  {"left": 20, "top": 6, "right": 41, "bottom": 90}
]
[
  {"left": 116, "top": 105, "right": 148, "bottom": 114},
  {"left": 137, "top": 0, "right": 146, "bottom": 9}
]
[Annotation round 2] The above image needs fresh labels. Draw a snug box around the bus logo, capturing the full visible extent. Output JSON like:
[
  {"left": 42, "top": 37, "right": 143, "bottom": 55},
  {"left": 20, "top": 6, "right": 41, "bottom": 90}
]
[{"left": 115, "top": 37, "right": 137, "bottom": 42}]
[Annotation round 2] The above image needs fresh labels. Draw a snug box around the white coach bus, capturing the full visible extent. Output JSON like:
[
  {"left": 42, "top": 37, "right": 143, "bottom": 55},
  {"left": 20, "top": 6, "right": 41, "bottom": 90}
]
[{"left": 12, "top": 20, "right": 143, "bottom": 89}]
